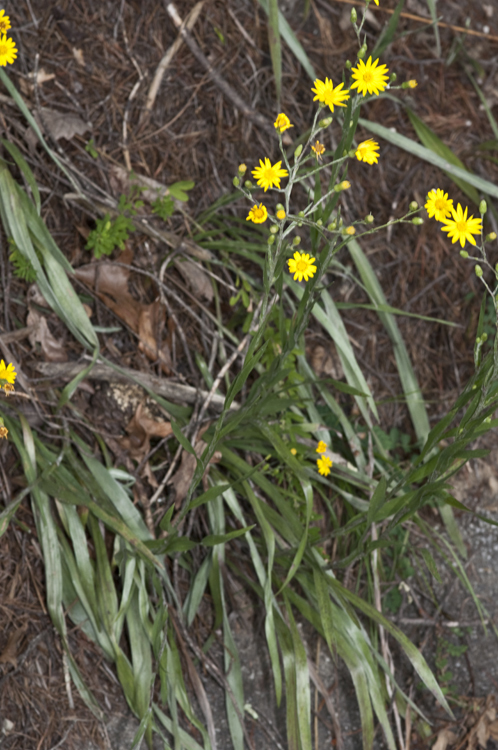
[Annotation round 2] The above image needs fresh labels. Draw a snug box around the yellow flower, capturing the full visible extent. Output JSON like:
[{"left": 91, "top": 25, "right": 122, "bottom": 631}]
[
  {"left": 372, "top": 0, "right": 379, "bottom": 4},
  {"left": 238, "top": 163, "right": 247, "bottom": 174},
  {"left": 0, "top": 425, "right": 7, "bottom": 439},
  {"left": 351, "top": 56, "right": 389, "bottom": 97},
  {"left": 287, "top": 251, "right": 317, "bottom": 282},
  {"left": 355, "top": 138, "right": 379, "bottom": 165},
  {"left": 252, "top": 158, "right": 288, "bottom": 192},
  {"left": 311, "top": 77, "right": 350, "bottom": 112},
  {"left": 290, "top": 448, "right": 297, "bottom": 455},
  {"left": 344, "top": 226, "right": 356, "bottom": 235},
  {"left": 339, "top": 180, "right": 351, "bottom": 190},
  {"left": 441, "top": 203, "right": 482, "bottom": 248},
  {"left": 0, "top": 10, "right": 11, "bottom": 34},
  {"left": 0, "top": 359, "right": 16, "bottom": 385},
  {"left": 274, "top": 113, "right": 293, "bottom": 133},
  {"left": 246, "top": 203, "right": 268, "bottom": 224},
  {"left": 316, "top": 441, "right": 327, "bottom": 454},
  {"left": 311, "top": 140, "right": 326, "bottom": 161},
  {"left": 408, "top": 79, "right": 417, "bottom": 88},
  {"left": 276, "top": 209, "right": 286, "bottom": 220},
  {"left": 317, "top": 455, "right": 332, "bottom": 476},
  {"left": 0, "top": 34, "right": 16, "bottom": 66},
  {"left": 425, "top": 189, "right": 453, "bottom": 221}
]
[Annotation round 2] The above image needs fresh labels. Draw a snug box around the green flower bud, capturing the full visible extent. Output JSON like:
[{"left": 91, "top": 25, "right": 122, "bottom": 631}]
[
  {"left": 294, "top": 144, "right": 303, "bottom": 159},
  {"left": 484, "top": 416, "right": 492, "bottom": 424},
  {"left": 460, "top": 250, "right": 469, "bottom": 258},
  {"left": 276, "top": 203, "right": 284, "bottom": 211},
  {"left": 409, "top": 201, "right": 418, "bottom": 211},
  {"left": 365, "top": 214, "right": 374, "bottom": 224},
  {"left": 480, "top": 200, "right": 487, "bottom": 214},
  {"left": 233, "top": 176, "right": 240, "bottom": 187},
  {"left": 327, "top": 221, "right": 337, "bottom": 231},
  {"left": 482, "top": 332, "right": 488, "bottom": 342},
  {"left": 389, "top": 72, "right": 397, "bottom": 83},
  {"left": 270, "top": 225, "right": 279, "bottom": 234},
  {"left": 358, "top": 43, "right": 367, "bottom": 59},
  {"left": 268, "top": 235, "right": 275, "bottom": 245},
  {"left": 293, "top": 236, "right": 301, "bottom": 246},
  {"left": 297, "top": 222, "right": 303, "bottom": 227},
  {"left": 244, "top": 181, "right": 252, "bottom": 189},
  {"left": 318, "top": 116, "right": 333, "bottom": 129},
  {"left": 475, "top": 264, "right": 483, "bottom": 278},
  {"left": 298, "top": 211, "right": 305, "bottom": 218},
  {"left": 411, "top": 217, "right": 424, "bottom": 225},
  {"left": 351, "top": 7, "right": 357, "bottom": 23},
  {"left": 345, "top": 60, "right": 352, "bottom": 70},
  {"left": 348, "top": 149, "right": 356, "bottom": 158},
  {"left": 316, "top": 219, "right": 323, "bottom": 226},
  {"left": 487, "top": 232, "right": 497, "bottom": 242}
]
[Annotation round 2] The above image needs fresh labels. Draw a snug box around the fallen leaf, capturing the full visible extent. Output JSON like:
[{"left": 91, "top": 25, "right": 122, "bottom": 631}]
[
  {"left": 27, "top": 308, "right": 68, "bottom": 362},
  {"left": 75, "top": 249, "right": 171, "bottom": 371},
  {"left": 120, "top": 402, "right": 173, "bottom": 461},
  {"left": 174, "top": 258, "right": 213, "bottom": 302},
  {"left": 0, "top": 624, "right": 28, "bottom": 669},
  {"left": 170, "top": 436, "right": 221, "bottom": 507},
  {"left": 36, "top": 107, "right": 91, "bottom": 141},
  {"left": 432, "top": 728, "right": 458, "bottom": 750}
]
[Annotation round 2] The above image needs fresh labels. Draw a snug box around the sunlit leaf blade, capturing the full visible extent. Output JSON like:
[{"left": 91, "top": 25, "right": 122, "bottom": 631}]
[{"left": 256, "top": 0, "right": 316, "bottom": 82}]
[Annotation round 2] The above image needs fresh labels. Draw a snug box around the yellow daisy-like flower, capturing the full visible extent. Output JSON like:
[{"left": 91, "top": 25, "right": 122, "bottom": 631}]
[
  {"left": 311, "top": 77, "right": 350, "bottom": 112},
  {"left": 372, "top": 0, "right": 379, "bottom": 5},
  {"left": 246, "top": 203, "right": 268, "bottom": 224},
  {"left": 441, "top": 203, "right": 482, "bottom": 248},
  {"left": 425, "top": 189, "right": 453, "bottom": 222},
  {"left": 290, "top": 447, "right": 297, "bottom": 455},
  {"left": 408, "top": 79, "right": 417, "bottom": 88},
  {"left": 0, "top": 10, "right": 11, "bottom": 34},
  {"left": 276, "top": 209, "right": 286, "bottom": 220},
  {"left": 355, "top": 138, "right": 379, "bottom": 165},
  {"left": 0, "top": 360, "right": 16, "bottom": 385},
  {"left": 351, "top": 56, "right": 389, "bottom": 97},
  {"left": 252, "top": 158, "right": 288, "bottom": 192},
  {"left": 317, "top": 455, "right": 333, "bottom": 476},
  {"left": 311, "top": 140, "right": 326, "bottom": 161},
  {"left": 274, "top": 113, "right": 293, "bottom": 133},
  {"left": 0, "top": 34, "right": 16, "bottom": 66},
  {"left": 316, "top": 440, "right": 327, "bottom": 454},
  {"left": 288, "top": 251, "right": 317, "bottom": 282},
  {"left": 0, "top": 425, "right": 8, "bottom": 439}
]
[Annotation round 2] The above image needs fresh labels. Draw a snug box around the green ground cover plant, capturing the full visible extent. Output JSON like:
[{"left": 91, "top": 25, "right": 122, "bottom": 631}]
[{"left": 1, "top": 2, "right": 498, "bottom": 750}]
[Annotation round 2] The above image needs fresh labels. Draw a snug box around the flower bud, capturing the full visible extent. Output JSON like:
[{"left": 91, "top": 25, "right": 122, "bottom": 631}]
[
  {"left": 327, "top": 221, "right": 337, "bottom": 231},
  {"left": 270, "top": 224, "right": 279, "bottom": 234},
  {"left": 268, "top": 235, "right": 275, "bottom": 245},
  {"left": 294, "top": 144, "right": 303, "bottom": 159},
  {"left": 351, "top": 7, "right": 357, "bottom": 23},
  {"left": 318, "top": 116, "right": 333, "bottom": 129},
  {"left": 365, "top": 214, "right": 374, "bottom": 224},
  {"left": 389, "top": 72, "right": 397, "bottom": 83},
  {"left": 293, "top": 236, "right": 301, "bottom": 246},
  {"left": 401, "top": 80, "right": 418, "bottom": 89},
  {"left": 244, "top": 180, "right": 252, "bottom": 189},
  {"left": 348, "top": 149, "right": 356, "bottom": 158},
  {"left": 411, "top": 217, "right": 423, "bottom": 225},
  {"left": 475, "top": 265, "right": 483, "bottom": 278},
  {"left": 480, "top": 200, "right": 487, "bottom": 215},
  {"left": 276, "top": 203, "right": 284, "bottom": 211},
  {"left": 334, "top": 180, "right": 351, "bottom": 192},
  {"left": 298, "top": 222, "right": 303, "bottom": 227},
  {"left": 358, "top": 43, "right": 367, "bottom": 59},
  {"left": 345, "top": 60, "right": 352, "bottom": 70},
  {"left": 276, "top": 209, "right": 286, "bottom": 220},
  {"left": 487, "top": 232, "right": 497, "bottom": 242},
  {"left": 316, "top": 219, "right": 323, "bottom": 227},
  {"left": 485, "top": 416, "right": 492, "bottom": 424},
  {"left": 460, "top": 250, "right": 469, "bottom": 258},
  {"left": 344, "top": 226, "right": 356, "bottom": 236},
  {"left": 233, "top": 176, "right": 240, "bottom": 187},
  {"left": 409, "top": 201, "right": 418, "bottom": 211},
  {"left": 298, "top": 211, "right": 305, "bottom": 218},
  {"left": 482, "top": 332, "right": 488, "bottom": 342},
  {"left": 238, "top": 164, "right": 247, "bottom": 174}
]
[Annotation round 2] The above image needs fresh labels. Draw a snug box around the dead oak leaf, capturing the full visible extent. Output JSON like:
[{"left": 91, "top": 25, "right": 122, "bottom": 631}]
[{"left": 0, "top": 623, "right": 28, "bottom": 669}]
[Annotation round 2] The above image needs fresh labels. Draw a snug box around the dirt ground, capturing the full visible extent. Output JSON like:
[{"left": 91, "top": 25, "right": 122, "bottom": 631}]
[{"left": 1, "top": 0, "right": 498, "bottom": 748}]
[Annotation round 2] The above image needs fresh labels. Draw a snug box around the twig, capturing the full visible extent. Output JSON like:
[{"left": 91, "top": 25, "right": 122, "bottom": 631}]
[
  {"left": 34, "top": 361, "right": 239, "bottom": 412},
  {"left": 163, "top": 1, "right": 276, "bottom": 138},
  {"left": 141, "top": 1, "right": 205, "bottom": 123},
  {"left": 328, "top": 0, "right": 498, "bottom": 44}
]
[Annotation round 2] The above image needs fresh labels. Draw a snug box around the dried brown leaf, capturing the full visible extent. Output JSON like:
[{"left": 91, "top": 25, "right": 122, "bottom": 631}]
[
  {"left": 27, "top": 308, "right": 68, "bottom": 362},
  {"left": 174, "top": 258, "right": 213, "bottom": 302},
  {"left": 170, "top": 437, "right": 221, "bottom": 507},
  {"left": 120, "top": 403, "right": 173, "bottom": 461},
  {"left": 432, "top": 728, "right": 458, "bottom": 750},
  {"left": 0, "top": 623, "right": 28, "bottom": 669}
]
